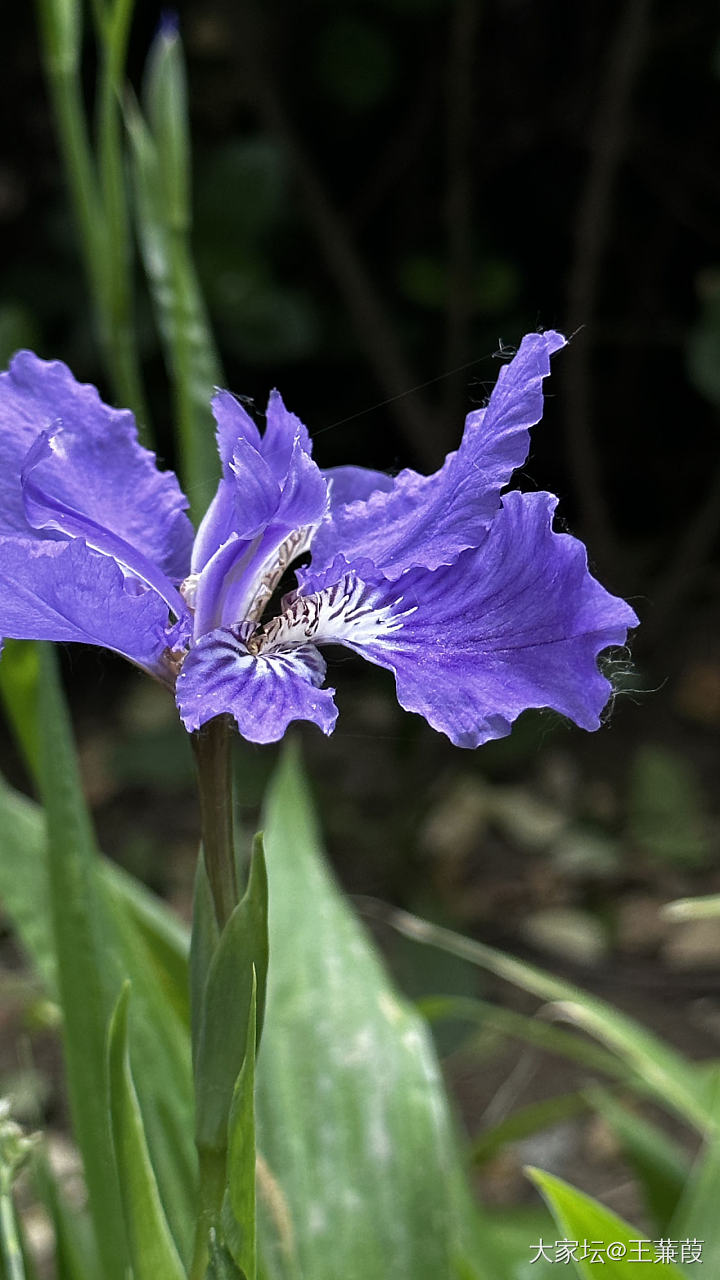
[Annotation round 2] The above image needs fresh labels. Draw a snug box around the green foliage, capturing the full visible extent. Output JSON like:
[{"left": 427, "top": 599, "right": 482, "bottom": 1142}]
[
  {"left": 529, "top": 1168, "right": 688, "bottom": 1277},
  {"left": 386, "top": 909, "right": 713, "bottom": 1133},
  {"left": 587, "top": 1089, "right": 689, "bottom": 1231},
  {"left": 36, "top": 647, "right": 128, "bottom": 1280},
  {"left": 192, "top": 839, "right": 268, "bottom": 1153},
  {"left": 222, "top": 974, "right": 258, "bottom": 1280},
  {"left": 107, "top": 984, "right": 186, "bottom": 1280},
  {"left": 126, "top": 24, "right": 224, "bottom": 522},
  {"left": 254, "top": 746, "right": 478, "bottom": 1280}
]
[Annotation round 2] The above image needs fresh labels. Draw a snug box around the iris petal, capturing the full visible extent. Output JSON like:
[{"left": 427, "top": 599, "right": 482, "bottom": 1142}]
[
  {"left": 0, "top": 537, "right": 172, "bottom": 673},
  {"left": 310, "top": 331, "right": 566, "bottom": 580},
  {"left": 337, "top": 490, "right": 638, "bottom": 746},
  {"left": 175, "top": 623, "right": 337, "bottom": 740},
  {"left": 0, "top": 350, "right": 193, "bottom": 579}
]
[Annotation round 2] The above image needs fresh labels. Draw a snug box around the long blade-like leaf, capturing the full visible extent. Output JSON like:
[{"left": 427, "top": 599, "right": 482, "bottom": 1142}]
[
  {"left": 107, "top": 984, "right": 187, "bottom": 1280},
  {"left": 255, "top": 746, "right": 484, "bottom": 1280},
  {"left": 36, "top": 647, "right": 128, "bottom": 1280}
]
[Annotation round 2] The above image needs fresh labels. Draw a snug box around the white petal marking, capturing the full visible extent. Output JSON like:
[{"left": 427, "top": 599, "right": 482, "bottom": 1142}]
[{"left": 247, "top": 572, "right": 414, "bottom": 656}]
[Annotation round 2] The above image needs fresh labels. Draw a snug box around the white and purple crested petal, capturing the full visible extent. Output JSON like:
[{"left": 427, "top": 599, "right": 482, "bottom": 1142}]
[
  {"left": 175, "top": 623, "right": 338, "bottom": 741},
  {"left": 0, "top": 537, "right": 172, "bottom": 672},
  {"left": 0, "top": 351, "right": 194, "bottom": 581},
  {"left": 310, "top": 330, "right": 566, "bottom": 580},
  {"left": 340, "top": 490, "right": 638, "bottom": 747}
]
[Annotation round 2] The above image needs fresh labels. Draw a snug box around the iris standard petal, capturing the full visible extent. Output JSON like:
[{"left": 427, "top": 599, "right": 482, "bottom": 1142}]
[
  {"left": 192, "top": 436, "right": 329, "bottom": 635},
  {"left": 0, "top": 537, "right": 172, "bottom": 672},
  {"left": 175, "top": 623, "right": 338, "bottom": 740},
  {"left": 0, "top": 350, "right": 193, "bottom": 580},
  {"left": 341, "top": 490, "right": 638, "bottom": 746},
  {"left": 310, "top": 330, "right": 566, "bottom": 580},
  {"left": 211, "top": 389, "right": 262, "bottom": 471},
  {"left": 262, "top": 389, "right": 313, "bottom": 475}
]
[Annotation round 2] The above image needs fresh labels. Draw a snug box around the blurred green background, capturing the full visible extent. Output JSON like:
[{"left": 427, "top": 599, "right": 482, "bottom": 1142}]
[{"left": 3, "top": 0, "right": 720, "bottom": 1261}]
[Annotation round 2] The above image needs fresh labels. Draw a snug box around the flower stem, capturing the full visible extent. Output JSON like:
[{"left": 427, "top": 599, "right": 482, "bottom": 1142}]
[{"left": 192, "top": 715, "right": 238, "bottom": 931}]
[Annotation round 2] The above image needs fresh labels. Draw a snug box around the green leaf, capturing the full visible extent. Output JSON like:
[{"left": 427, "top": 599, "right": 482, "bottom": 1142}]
[
  {"left": 36, "top": 647, "right": 128, "bottom": 1280},
  {"left": 32, "top": 1150, "right": 100, "bottom": 1280},
  {"left": 207, "top": 1238, "right": 244, "bottom": 1280},
  {"left": 385, "top": 908, "right": 713, "bottom": 1134},
  {"left": 255, "top": 746, "right": 478, "bottom": 1280},
  {"left": 104, "top": 859, "right": 190, "bottom": 1030},
  {"left": 107, "top": 984, "right": 187, "bottom": 1280},
  {"left": 671, "top": 1074, "right": 720, "bottom": 1273},
  {"left": 470, "top": 1092, "right": 590, "bottom": 1166},
  {"left": 587, "top": 1089, "right": 689, "bottom": 1231},
  {"left": 419, "top": 994, "right": 630, "bottom": 1081},
  {"left": 193, "top": 837, "right": 268, "bottom": 1152},
  {"left": 144, "top": 18, "right": 190, "bottom": 230},
  {"left": 126, "top": 35, "right": 223, "bottom": 522},
  {"left": 0, "top": 760, "right": 195, "bottom": 1261},
  {"left": 528, "top": 1167, "right": 688, "bottom": 1276},
  {"left": 222, "top": 972, "right": 257, "bottom": 1280},
  {"left": 0, "top": 640, "right": 40, "bottom": 778}
]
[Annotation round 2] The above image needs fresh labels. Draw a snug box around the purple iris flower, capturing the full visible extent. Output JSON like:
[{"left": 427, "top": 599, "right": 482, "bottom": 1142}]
[{"left": 0, "top": 331, "right": 637, "bottom": 746}]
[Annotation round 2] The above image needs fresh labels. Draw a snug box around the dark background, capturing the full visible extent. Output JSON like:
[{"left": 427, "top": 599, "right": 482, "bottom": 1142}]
[{"left": 3, "top": 0, "right": 720, "bottom": 1219}]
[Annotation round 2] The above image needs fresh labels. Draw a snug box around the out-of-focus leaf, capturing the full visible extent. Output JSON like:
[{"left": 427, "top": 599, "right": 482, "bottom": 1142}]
[
  {"left": 471, "top": 1092, "right": 590, "bottom": 1166},
  {"left": 126, "top": 32, "right": 223, "bottom": 521},
  {"left": 664, "top": 894, "right": 720, "bottom": 921},
  {"left": 255, "top": 746, "right": 485, "bottom": 1280},
  {"left": 0, "top": 768, "right": 195, "bottom": 1261},
  {"left": 107, "top": 985, "right": 186, "bottom": 1280},
  {"left": 36, "top": 648, "right": 128, "bottom": 1280},
  {"left": 671, "top": 1074, "right": 720, "bottom": 1274},
  {"left": 33, "top": 1149, "right": 100, "bottom": 1280},
  {"left": 419, "top": 994, "right": 630, "bottom": 1080},
  {"left": 630, "top": 745, "right": 709, "bottom": 867},
  {"left": 0, "top": 640, "right": 40, "bottom": 778},
  {"left": 587, "top": 1089, "right": 689, "bottom": 1231},
  {"left": 528, "top": 1167, "right": 687, "bottom": 1276},
  {"left": 385, "top": 909, "right": 713, "bottom": 1134}
]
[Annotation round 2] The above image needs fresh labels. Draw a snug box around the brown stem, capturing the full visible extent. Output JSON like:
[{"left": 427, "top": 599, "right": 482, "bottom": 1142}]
[{"left": 191, "top": 715, "right": 238, "bottom": 930}]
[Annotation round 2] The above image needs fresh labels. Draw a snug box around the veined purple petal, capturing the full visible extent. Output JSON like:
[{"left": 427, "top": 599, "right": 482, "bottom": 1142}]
[
  {"left": 0, "top": 351, "right": 193, "bottom": 580},
  {"left": 338, "top": 490, "right": 638, "bottom": 746},
  {"left": 22, "top": 428, "right": 189, "bottom": 620},
  {"left": 175, "top": 623, "right": 338, "bottom": 740},
  {"left": 310, "top": 331, "right": 566, "bottom": 580},
  {"left": 0, "top": 537, "right": 172, "bottom": 672},
  {"left": 324, "top": 465, "right": 395, "bottom": 508}
]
